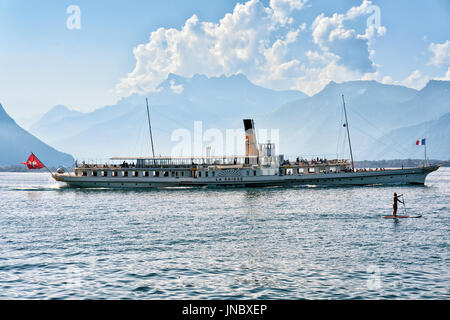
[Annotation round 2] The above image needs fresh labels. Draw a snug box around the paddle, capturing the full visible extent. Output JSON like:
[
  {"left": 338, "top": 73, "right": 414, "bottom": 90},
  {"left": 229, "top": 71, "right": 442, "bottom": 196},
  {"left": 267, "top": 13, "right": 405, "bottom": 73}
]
[{"left": 401, "top": 194, "right": 407, "bottom": 215}]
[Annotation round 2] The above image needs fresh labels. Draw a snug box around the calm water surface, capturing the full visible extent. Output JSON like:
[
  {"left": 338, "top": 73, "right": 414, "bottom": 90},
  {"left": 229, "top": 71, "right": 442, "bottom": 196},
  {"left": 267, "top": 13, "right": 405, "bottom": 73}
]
[{"left": 0, "top": 169, "right": 449, "bottom": 299}]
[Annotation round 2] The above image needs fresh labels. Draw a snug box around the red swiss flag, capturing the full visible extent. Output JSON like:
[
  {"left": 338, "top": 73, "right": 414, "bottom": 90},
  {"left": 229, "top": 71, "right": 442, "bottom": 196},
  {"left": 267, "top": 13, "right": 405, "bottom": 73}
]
[{"left": 21, "top": 153, "right": 45, "bottom": 170}]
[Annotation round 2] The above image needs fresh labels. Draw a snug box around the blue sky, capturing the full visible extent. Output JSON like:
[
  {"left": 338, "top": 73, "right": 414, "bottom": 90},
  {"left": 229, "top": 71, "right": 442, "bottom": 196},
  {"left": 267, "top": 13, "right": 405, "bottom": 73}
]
[{"left": 0, "top": 0, "right": 449, "bottom": 124}]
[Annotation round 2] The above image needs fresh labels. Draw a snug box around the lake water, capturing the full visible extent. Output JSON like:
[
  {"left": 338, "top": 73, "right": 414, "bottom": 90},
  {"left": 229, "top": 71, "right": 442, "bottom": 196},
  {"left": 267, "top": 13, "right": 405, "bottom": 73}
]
[{"left": 0, "top": 169, "right": 448, "bottom": 299}]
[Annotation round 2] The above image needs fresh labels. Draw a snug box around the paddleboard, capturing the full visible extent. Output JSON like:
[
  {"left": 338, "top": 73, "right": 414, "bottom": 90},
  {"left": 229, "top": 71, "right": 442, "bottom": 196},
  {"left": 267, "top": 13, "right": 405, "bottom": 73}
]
[{"left": 382, "top": 215, "right": 422, "bottom": 219}]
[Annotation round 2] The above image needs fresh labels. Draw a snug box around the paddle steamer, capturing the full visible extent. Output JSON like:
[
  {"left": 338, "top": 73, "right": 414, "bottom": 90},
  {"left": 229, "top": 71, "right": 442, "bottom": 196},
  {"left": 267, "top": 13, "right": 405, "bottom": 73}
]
[{"left": 53, "top": 115, "right": 439, "bottom": 188}]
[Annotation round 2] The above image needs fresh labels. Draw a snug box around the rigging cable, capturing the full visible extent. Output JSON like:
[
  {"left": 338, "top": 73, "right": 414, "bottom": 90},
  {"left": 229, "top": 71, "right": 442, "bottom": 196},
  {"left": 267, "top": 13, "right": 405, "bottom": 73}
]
[
  {"left": 344, "top": 103, "right": 416, "bottom": 159},
  {"left": 336, "top": 102, "right": 345, "bottom": 159}
]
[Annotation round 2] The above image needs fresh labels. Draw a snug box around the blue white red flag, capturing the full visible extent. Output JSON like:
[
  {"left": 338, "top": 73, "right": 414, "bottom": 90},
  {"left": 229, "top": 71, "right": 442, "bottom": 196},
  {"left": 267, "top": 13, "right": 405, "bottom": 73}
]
[{"left": 416, "top": 139, "right": 426, "bottom": 146}]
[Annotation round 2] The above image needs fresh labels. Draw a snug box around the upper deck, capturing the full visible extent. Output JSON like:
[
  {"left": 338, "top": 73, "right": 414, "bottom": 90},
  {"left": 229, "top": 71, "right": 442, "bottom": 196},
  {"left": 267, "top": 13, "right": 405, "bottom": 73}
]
[
  {"left": 72, "top": 155, "right": 354, "bottom": 178},
  {"left": 71, "top": 118, "right": 354, "bottom": 177}
]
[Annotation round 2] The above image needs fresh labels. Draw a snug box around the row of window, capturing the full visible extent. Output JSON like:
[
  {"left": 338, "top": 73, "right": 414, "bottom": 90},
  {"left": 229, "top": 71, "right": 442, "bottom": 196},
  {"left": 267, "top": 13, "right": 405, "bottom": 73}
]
[
  {"left": 284, "top": 168, "right": 340, "bottom": 174},
  {"left": 81, "top": 170, "right": 187, "bottom": 177},
  {"left": 80, "top": 170, "right": 258, "bottom": 178},
  {"left": 198, "top": 171, "right": 257, "bottom": 178}
]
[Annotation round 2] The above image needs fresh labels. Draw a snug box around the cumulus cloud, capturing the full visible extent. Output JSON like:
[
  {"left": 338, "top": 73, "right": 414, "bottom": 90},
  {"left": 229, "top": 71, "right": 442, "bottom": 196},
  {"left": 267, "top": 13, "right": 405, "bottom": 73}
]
[
  {"left": 116, "top": 0, "right": 387, "bottom": 96},
  {"left": 270, "top": 0, "right": 309, "bottom": 25},
  {"left": 169, "top": 80, "right": 184, "bottom": 94},
  {"left": 428, "top": 40, "right": 450, "bottom": 66},
  {"left": 372, "top": 69, "right": 431, "bottom": 90},
  {"left": 435, "top": 67, "right": 450, "bottom": 81},
  {"left": 310, "top": 0, "right": 386, "bottom": 73},
  {"left": 400, "top": 70, "right": 429, "bottom": 90}
]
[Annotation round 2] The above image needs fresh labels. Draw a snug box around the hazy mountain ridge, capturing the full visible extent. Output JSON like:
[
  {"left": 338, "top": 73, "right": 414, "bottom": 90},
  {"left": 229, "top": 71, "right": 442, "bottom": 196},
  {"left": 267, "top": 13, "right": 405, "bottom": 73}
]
[
  {"left": 362, "top": 112, "right": 450, "bottom": 160},
  {"left": 392, "top": 80, "right": 450, "bottom": 127},
  {"left": 0, "top": 104, "right": 74, "bottom": 167},
  {"left": 256, "top": 80, "right": 449, "bottom": 160},
  {"left": 34, "top": 104, "right": 83, "bottom": 126}
]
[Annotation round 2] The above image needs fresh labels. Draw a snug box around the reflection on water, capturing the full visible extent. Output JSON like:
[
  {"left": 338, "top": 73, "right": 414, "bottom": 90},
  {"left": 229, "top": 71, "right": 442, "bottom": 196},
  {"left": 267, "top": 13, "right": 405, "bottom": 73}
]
[
  {"left": 0, "top": 169, "right": 448, "bottom": 299},
  {"left": 26, "top": 191, "right": 41, "bottom": 200}
]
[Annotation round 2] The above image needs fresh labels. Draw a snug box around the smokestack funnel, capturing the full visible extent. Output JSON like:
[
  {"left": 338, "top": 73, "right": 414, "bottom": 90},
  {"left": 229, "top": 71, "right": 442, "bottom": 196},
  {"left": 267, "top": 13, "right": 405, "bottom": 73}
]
[{"left": 243, "top": 119, "right": 258, "bottom": 157}]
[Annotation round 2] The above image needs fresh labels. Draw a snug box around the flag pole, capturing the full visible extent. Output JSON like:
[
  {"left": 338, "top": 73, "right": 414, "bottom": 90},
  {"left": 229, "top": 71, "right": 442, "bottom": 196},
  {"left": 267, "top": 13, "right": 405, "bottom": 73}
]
[
  {"left": 424, "top": 142, "right": 427, "bottom": 167},
  {"left": 32, "top": 152, "right": 55, "bottom": 177}
]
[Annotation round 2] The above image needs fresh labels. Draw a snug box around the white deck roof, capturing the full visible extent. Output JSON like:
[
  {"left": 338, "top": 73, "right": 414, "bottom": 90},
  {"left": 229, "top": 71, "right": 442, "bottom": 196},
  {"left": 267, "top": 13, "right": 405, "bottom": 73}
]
[{"left": 110, "top": 155, "right": 260, "bottom": 160}]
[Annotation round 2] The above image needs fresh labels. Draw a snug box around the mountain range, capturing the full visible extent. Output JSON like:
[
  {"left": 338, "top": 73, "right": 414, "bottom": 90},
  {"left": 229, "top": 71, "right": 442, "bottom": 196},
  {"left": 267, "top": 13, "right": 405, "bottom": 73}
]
[
  {"left": 363, "top": 112, "right": 450, "bottom": 160},
  {"left": 255, "top": 79, "right": 450, "bottom": 160},
  {"left": 9, "top": 74, "right": 450, "bottom": 163},
  {"left": 0, "top": 103, "right": 74, "bottom": 168}
]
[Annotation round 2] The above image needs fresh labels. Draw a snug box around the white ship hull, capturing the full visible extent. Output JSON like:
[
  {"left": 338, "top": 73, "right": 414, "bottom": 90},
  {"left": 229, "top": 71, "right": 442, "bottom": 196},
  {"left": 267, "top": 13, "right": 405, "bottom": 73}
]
[{"left": 54, "top": 165, "right": 438, "bottom": 189}]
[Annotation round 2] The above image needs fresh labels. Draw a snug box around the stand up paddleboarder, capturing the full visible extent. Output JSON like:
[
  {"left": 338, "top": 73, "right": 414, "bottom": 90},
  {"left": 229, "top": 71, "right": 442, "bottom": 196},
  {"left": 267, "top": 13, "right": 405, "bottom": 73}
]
[{"left": 393, "top": 192, "right": 404, "bottom": 217}]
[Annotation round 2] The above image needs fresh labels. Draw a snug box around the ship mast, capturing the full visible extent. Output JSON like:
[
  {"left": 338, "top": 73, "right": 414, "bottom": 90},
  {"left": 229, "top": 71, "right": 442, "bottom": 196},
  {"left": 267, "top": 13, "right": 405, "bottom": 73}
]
[
  {"left": 341, "top": 94, "right": 355, "bottom": 172},
  {"left": 146, "top": 98, "right": 156, "bottom": 158}
]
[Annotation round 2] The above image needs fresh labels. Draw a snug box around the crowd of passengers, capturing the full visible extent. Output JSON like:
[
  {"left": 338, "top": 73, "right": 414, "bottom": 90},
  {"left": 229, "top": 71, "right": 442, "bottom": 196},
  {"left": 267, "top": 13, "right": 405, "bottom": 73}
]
[
  {"left": 282, "top": 157, "right": 338, "bottom": 166},
  {"left": 75, "top": 160, "right": 136, "bottom": 169},
  {"left": 76, "top": 159, "right": 386, "bottom": 172}
]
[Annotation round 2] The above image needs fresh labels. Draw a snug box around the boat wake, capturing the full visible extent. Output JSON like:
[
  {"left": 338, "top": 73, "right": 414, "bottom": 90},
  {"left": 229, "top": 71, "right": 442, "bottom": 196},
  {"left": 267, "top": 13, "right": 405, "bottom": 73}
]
[{"left": 9, "top": 183, "right": 66, "bottom": 192}]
